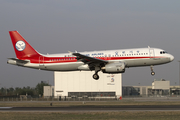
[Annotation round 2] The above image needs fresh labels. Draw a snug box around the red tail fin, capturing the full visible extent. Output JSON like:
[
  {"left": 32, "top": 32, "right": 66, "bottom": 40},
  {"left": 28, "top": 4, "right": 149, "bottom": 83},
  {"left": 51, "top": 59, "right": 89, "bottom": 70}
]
[{"left": 9, "top": 31, "right": 41, "bottom": 59}]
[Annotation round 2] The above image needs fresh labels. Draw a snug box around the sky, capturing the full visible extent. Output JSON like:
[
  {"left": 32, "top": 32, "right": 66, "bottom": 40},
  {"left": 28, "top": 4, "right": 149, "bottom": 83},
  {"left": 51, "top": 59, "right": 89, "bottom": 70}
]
[{"left": 0, "top": 0, "right": 180, "bottom": 88}]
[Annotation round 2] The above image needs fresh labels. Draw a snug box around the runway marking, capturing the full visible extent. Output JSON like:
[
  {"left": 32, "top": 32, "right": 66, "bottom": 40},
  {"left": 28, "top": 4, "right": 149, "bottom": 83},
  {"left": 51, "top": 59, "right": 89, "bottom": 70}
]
[
  {"left": 1, "top": 105, "right": 180, "bottom": 112},
  {"left": 0, "top": 107, "right": 12, "bottom": 109}
]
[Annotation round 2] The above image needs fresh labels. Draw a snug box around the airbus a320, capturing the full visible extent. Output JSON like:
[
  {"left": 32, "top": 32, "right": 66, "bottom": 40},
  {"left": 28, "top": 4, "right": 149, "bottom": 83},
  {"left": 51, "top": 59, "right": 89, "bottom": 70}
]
[{"left": 7, "top": 31, "right": 174, "bottom": 80}]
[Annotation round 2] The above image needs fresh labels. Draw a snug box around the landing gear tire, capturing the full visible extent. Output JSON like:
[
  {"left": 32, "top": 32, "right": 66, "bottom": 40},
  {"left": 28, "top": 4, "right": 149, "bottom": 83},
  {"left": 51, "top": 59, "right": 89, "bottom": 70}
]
[
  {"left": 93, "top": 67, "right": 100, "bottom": 80},
  {"left": 93, "top": 74, "right": 99, "bottom": 80},
  {"left": 151, "top": 72, "right": 155, "bottom": 76},
  {"left": 150, "top": 65, "right": 155, "bottom": 76}
]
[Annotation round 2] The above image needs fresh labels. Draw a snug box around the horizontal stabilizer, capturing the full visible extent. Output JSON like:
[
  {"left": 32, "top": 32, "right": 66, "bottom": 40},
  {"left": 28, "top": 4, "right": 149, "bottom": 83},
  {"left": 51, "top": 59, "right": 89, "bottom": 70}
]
[{"left": 8, "top": 58, "right": 30, "bottom": 64}]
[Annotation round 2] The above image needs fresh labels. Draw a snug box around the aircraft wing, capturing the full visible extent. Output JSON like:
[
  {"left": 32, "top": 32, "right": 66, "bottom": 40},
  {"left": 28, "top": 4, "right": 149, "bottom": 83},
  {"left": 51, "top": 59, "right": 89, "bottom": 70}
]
[{"left": 71, "top": 52, "right": 108, "bottom": 68}]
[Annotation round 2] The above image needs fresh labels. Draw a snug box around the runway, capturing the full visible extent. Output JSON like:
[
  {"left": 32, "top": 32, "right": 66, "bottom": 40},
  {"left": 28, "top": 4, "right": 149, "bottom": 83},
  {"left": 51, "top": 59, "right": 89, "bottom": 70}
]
[{"left": 1, "top": 105, "right": 180, "bottom": 112}]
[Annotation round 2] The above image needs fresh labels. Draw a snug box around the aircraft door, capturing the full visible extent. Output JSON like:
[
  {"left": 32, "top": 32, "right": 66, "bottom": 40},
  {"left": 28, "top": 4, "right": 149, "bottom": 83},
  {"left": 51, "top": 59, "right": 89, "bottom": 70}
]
[
  {"left": 107, "top": 54, "right": 111, "bottom": 60},
  {"left": 39, "top": 56, "right": 45, "bottom": 69},
  {"left": 149, "top": 49, "right": 155, "bottom": 58}
]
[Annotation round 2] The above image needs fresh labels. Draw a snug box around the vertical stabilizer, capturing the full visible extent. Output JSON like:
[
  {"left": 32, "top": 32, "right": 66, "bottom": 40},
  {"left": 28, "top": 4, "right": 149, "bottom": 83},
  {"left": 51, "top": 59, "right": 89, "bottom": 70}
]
[{"left": 9, "top": 31, "right": 41, "bottom": 59}]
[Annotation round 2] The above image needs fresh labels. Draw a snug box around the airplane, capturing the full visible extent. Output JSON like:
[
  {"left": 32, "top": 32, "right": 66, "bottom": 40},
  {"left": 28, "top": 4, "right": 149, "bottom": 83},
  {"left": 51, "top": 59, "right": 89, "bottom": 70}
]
[{"left": 7, "top": 31, "right": 174, "bottom": 80}]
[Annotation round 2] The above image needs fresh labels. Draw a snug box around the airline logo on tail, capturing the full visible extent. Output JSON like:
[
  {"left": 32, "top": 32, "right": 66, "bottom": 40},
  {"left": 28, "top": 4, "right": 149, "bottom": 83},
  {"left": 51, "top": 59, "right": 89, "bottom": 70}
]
[{"left": 15, "top": 41, "right": 26, "bottom": 51}]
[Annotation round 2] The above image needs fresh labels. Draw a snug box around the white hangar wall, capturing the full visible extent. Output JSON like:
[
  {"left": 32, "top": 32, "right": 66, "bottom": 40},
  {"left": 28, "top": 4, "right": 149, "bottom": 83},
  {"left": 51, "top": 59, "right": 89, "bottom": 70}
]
[{"left": 54, "top": 71, "right": 122, "bottom": 98}]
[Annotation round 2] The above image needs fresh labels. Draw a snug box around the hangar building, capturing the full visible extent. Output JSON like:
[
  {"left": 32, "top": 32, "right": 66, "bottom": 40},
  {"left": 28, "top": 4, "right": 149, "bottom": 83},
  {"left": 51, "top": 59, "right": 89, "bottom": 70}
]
[{"left": 54, "top": 71, "right": 122, "bottom": 98}]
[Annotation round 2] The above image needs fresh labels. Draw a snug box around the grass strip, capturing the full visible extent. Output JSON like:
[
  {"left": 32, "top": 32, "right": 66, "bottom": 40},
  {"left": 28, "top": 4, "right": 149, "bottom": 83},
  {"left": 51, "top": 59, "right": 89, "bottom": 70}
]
[{"left": 1, "top": 111, "right": 180, "bottom": 120}]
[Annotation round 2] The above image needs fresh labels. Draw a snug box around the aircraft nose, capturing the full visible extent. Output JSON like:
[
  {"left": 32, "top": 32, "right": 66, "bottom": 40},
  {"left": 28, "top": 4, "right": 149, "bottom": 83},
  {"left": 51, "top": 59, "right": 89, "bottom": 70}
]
[{"left": 170, "top": 55, "right": 174, "bottom": 61}]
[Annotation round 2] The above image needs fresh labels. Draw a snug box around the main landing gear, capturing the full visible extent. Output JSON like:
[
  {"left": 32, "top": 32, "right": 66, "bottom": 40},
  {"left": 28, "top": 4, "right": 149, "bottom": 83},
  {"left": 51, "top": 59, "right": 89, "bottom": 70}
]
[
  {"left": 150, "top": 65, "right": 155, "bottom": 76},
  {"left": 93, "top": 67, "right": 100, "bottom": 80},
  {"left": 93, "top": 73, "right": 99, "bottom": 80}
]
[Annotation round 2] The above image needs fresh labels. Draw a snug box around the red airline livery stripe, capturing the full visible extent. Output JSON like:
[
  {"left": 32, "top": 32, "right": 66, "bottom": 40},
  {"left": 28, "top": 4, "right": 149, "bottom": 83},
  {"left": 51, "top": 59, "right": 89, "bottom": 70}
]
[{"left": 21, "top": 56, "right": 165, "bottom": 64}]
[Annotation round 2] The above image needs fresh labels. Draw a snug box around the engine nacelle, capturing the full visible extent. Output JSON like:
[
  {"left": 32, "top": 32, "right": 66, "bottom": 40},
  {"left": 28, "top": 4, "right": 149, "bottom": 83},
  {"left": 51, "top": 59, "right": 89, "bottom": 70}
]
[{"left": 102, "top": 62, "right": 125, "bottom": 73}]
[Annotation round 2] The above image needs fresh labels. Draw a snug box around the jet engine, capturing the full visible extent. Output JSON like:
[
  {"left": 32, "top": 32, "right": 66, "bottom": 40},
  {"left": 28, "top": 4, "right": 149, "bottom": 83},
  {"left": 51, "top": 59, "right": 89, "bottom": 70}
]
[{"left": 102, "top": 62, "right": 125, "bottom": 73}]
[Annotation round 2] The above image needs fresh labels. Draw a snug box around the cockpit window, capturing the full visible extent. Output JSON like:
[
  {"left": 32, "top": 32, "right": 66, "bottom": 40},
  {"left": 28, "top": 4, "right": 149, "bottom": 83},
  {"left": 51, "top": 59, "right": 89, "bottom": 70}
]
[{"left": 160, "top": 51, "right": 168, "bottom": 54}]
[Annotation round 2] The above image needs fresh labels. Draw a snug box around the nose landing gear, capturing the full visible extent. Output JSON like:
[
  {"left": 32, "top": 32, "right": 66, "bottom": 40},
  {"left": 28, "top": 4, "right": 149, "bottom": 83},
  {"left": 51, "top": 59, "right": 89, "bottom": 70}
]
[{"left": 150, "top": 65, "right": 155, "bottom": 76}]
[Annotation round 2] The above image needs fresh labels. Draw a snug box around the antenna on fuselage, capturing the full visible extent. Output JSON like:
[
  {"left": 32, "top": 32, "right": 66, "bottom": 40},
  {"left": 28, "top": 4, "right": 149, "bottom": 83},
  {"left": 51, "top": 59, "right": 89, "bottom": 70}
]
[{"left": 148, "top": 46, "right": 150, "bottom": 48}]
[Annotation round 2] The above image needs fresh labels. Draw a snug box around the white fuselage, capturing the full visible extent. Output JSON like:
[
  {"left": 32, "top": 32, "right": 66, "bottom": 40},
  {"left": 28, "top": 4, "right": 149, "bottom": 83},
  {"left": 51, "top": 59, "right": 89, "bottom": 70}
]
[{"left": 9, "top": 47, "right": 173, "bottom": 71}]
